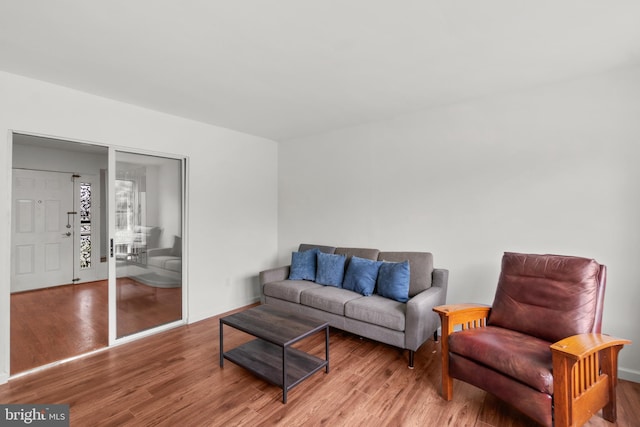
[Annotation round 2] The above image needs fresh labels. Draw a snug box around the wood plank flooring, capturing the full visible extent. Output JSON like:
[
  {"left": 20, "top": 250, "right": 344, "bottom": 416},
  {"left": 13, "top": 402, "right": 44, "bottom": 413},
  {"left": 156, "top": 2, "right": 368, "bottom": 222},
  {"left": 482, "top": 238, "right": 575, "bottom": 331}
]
[
  {"left": 10, "top": 281, "right": 108, "bottom": 375},
  {"left": 10, "top": 280, "right": 181, "bottom": 374},
  {"left": 115, "top": 278, "right": 182, "bottom": 338},
  {"left": 3, "top": 305, "right": 639, "bottom": 426}
]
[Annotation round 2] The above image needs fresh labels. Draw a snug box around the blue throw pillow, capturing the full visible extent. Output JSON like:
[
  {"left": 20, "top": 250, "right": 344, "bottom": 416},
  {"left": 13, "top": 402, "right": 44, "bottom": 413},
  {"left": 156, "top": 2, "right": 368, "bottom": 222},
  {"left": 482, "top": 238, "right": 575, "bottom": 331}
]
[
  {"left": 343, "top": 256, "right": 383, "bottom": 296},
  {"left": 316, "top": 252, "right": 346, "bottom": 287},
  {"left": 377, "top": 260, "right": 410, "bottom": 302},
  {"left": 288, "top": 248, "right": 319, "bottom": 281}
]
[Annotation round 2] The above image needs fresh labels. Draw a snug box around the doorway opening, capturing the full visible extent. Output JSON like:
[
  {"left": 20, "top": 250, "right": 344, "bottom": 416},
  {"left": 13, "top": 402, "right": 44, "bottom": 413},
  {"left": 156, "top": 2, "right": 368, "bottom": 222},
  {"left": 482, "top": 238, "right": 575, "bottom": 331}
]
[{"left": 10, "top": 133, "right": 186, "bottom": 375}]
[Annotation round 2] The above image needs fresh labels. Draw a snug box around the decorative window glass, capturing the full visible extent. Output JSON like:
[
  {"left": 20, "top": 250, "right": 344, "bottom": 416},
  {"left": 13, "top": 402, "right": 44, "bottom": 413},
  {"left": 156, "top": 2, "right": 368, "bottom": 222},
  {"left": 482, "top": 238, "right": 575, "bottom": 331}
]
[{"left": 80, "top": 183, "right": 91, "bottom": 269}]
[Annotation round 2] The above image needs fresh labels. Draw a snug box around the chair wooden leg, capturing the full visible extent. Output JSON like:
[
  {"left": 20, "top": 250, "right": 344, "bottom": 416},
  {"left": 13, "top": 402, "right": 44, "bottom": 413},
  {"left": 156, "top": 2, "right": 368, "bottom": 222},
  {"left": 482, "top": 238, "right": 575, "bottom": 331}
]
[
  {"left": 440, "top": 341, "right": 453, "bottom": 400},
  {"left": 601, "top": 345, "right": 624, "bottom": 422},
  {"left": 437, "top": 314, "right": 453, "bottom": 400},
  {"left": 442, "top": 366, "right": 453, "bottom": 400},
  {"left": 552, "top": 354, "right": 572, "bottom": 427}
]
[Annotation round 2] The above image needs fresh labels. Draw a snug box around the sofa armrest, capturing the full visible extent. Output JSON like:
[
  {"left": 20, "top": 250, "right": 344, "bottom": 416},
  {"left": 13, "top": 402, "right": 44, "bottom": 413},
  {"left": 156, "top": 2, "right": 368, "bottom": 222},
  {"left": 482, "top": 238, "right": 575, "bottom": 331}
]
[
  {"left": 259, "top": 265, "right": 290, "bottom": 304},
  {"left": 405, "top": 268, "right": 449, "bottom": 351},
  {"left": 148, "top": 247, "right": 172, "bottom": 257},
  {"left": 259, "top": 265, "right": 290, "bottom": 286},
  {"left": 432, "top": 268, "right": 449, "bottom": 296}
]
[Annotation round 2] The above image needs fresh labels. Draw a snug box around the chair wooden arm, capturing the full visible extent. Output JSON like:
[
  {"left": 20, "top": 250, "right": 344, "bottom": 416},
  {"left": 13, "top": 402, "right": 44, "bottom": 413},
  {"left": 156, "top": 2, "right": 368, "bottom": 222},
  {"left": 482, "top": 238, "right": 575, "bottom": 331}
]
[
  {"left": 551, "top": 333, "right": 631, "bottom": 427},
  {"left": 551, "top": 333, "right": 631, "bottom": 359},
  {"left": 433, "top": 304, "right": 491, "bottom": 400},
  {"left": 433, "top": 304, "right": 491, "bottom": 335}
]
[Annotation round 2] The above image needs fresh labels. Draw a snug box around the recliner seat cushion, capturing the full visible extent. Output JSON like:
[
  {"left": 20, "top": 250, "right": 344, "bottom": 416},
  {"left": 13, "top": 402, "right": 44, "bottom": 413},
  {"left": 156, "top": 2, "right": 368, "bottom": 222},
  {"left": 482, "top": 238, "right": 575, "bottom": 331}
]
[
  {"left": 489, "top": 252, "right": 602, "bottom": 343},
  {"left": 449, "top": 326, "right": 553, "bottom": 394},
  {"left": 448, "top": 352, "right": 552, "bottom": 427}
]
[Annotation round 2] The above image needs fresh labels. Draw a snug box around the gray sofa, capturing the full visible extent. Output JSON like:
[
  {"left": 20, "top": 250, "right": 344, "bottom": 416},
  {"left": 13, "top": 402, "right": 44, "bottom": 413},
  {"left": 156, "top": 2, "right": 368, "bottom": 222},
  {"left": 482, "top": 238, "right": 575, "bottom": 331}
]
[
  {"left": 259, "top": 244, "right": 448, "bottom": 367},
  {"left": 145, "top": 235, "right": 182, "bottom": 285},
  {"left": 147, "top": 248, "right": 181, "bottom": 274}
]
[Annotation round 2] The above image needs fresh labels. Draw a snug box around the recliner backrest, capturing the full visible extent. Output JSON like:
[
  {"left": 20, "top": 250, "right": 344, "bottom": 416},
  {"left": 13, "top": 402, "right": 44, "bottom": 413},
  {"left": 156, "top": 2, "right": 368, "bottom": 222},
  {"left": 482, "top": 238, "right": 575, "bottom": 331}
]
[{"left": 488, "top": 252, "right": 605, "bottom": 343}]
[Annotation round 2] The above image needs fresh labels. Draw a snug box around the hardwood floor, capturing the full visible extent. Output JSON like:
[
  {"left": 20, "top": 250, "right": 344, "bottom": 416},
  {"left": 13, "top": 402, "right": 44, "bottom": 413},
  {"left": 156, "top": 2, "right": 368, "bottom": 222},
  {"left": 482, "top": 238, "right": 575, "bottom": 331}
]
[
  {"left": 3, "top": 305, "right": 639, "bottom": 426},
  {"left": 10, "top": 279, "right": 182, "bottom": 374},
  {"left": 10, "top": 281, "right": 108, "bottom": 375},
  {"left": 116, "top": 278, "right": 182, "bottom": 338}
]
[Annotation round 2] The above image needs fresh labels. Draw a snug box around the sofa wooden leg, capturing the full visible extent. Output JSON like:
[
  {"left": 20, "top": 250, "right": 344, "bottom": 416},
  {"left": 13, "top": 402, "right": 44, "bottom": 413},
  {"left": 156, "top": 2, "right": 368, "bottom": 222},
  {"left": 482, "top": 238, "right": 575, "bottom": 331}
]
[
  {"left": 434, "top": 330, "right": 438, "bottom": 342},
  {"left": 409, "top": 350, "right": 415, "bottom": 369}
]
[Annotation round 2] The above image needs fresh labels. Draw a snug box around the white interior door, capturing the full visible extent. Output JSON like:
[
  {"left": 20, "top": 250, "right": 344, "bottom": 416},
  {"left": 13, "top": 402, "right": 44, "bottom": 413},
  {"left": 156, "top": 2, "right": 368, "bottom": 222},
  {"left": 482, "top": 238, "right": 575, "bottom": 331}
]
[{"left": 11, "top": 169, "right": 74, "bottom": 292}]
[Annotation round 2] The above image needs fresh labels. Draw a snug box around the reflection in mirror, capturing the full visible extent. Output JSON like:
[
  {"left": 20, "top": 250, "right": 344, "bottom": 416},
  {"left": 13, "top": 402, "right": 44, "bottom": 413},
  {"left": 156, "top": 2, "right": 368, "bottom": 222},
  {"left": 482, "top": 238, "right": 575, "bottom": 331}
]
[{"left": 115, "top": 152, "right": 182, "bottom": 337}]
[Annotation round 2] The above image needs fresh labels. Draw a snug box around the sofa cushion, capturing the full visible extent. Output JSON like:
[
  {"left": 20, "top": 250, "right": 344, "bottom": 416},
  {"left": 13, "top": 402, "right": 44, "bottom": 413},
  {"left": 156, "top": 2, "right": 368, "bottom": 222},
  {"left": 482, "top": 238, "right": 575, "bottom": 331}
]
[
  {"left": 288, "top": 248, "right": 319, "bottom": 281},
  {"left": 148, "top": 255, "right": 179, "bottom": 270},
  {"left": 301, "top": 286, "right": 362, "bottom": 315},
  {"left": 343, "top": 256, "right": 383, "bottom": 296},
  {"left": 345, "top": 295, "right": 406, "bottom": 331},
  {"left": 489, "top": 252, "right": 602, "bottom": 343},
  {"left": 376, "top": 261, "right": 410, "bottom": 303},
  {"left": 263, "top": 280, "right": 323, "bottom": 304},
  {"left": 163, "top": 259, "right": 182, "bottom": 273},
  {"left": 448, "top": 326, "right": 553, "bottom": 394},
  {"left": 378, "top": 252, "right": 433, "bottom": 297},
  {"left": 335, "top": 247, "right": 380, "bottom": 263},
  {"left": 299, "top": 243, "right": 336, "bottom": 254},
  {"left": 316, "top": 252, "right": 346, "bottom": 287}
]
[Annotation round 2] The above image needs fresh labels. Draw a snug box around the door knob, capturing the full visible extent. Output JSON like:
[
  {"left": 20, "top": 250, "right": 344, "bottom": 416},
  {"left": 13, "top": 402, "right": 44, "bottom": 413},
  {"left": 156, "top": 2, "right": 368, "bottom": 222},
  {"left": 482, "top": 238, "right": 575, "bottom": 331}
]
[{"left": 62, "top": 231, "right": 72, "bottom": 237}]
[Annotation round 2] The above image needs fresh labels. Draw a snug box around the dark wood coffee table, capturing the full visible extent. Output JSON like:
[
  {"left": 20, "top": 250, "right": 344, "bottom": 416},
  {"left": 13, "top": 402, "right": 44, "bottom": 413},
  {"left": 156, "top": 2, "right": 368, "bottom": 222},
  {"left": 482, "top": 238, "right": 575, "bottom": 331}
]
[{"left": 219, "top": 305, "right": 329, "bottom": 403}]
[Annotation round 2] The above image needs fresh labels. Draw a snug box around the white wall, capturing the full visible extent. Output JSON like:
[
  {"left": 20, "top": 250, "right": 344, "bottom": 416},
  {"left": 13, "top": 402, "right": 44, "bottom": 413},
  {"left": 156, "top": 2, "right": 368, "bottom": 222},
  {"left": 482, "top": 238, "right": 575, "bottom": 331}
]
[
  {"left": 278, "top": 65, "right": 640, "bottom": 381},
  {"left": 12, "top": 141, "right": 107, "bottom": 174},
  {"left": 0, "top": 71, "right": 279, "bottom": 382}
]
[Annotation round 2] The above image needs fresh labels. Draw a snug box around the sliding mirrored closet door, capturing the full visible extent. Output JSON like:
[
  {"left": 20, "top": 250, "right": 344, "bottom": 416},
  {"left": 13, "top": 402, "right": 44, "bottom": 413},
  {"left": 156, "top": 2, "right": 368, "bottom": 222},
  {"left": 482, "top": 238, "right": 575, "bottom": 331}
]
[{"left": 111, "top": 150, "right": 184, "bottom": 339}]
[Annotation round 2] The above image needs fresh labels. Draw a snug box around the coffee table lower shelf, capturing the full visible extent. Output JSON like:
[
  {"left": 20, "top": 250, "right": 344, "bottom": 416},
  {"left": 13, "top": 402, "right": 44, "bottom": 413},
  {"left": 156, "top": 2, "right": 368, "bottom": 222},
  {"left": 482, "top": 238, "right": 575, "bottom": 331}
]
[{"left": 223, "top": 339, "right": 328, "bottom": 400}]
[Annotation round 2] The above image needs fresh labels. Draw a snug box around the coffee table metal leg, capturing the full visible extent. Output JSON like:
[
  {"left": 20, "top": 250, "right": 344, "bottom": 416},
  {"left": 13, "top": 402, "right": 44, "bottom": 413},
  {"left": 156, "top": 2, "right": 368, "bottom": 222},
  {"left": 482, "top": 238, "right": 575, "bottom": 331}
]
[
  {"left": 282, "top": 346, "right": 287, "bottom": 403},
  {"left": 325, "top": 326, "right": 330, "bottom": 373},
  {"left": 219, "top": 320, "right": 224, "bottom": 367}
]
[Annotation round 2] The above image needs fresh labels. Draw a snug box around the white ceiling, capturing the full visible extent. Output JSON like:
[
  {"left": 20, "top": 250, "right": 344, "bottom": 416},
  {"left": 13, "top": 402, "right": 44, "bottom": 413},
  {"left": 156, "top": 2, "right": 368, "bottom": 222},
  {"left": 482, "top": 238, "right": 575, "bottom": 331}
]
[{"left": 1, "top": 1, "right": 640, "bottom": 141}]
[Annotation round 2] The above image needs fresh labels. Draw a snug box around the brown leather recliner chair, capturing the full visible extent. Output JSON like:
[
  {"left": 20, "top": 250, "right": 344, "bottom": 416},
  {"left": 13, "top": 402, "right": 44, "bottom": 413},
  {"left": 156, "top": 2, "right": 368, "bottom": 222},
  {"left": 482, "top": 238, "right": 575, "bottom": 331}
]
[{"left": 434, "top": 252, "right": 631, "bottom": 427}]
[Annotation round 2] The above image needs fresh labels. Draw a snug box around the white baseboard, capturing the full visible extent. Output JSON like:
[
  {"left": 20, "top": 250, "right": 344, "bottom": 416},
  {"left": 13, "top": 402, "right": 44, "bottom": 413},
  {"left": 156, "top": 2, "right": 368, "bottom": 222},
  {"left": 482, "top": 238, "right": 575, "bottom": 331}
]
[{"left": 619, "top": 367, "right": 640, "bottom": 383}]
